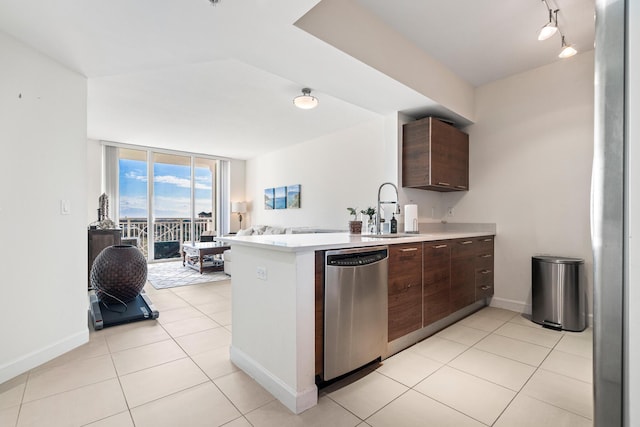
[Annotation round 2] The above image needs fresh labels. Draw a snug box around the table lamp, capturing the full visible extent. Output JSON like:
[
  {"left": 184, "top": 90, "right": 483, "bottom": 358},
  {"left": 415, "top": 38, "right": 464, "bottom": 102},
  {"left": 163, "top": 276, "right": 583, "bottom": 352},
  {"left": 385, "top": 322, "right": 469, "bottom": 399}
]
[{"left": 231, "top": 202, "right": 247, "bottom": 230}]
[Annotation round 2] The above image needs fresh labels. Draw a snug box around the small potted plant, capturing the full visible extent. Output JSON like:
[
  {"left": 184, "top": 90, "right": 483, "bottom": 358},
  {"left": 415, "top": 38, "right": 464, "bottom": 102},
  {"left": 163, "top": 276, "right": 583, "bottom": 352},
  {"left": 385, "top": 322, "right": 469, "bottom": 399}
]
[
  {"left": 347, "top": 207, "right": 362, "bottom": 234},
  {"left": 360, "top": 207, "right": 376, "bottom": 233}
]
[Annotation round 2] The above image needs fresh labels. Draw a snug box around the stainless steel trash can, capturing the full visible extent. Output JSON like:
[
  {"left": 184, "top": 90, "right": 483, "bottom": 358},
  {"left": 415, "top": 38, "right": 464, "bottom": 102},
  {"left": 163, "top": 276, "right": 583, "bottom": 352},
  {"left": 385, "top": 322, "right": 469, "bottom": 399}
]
[{"left": 532, "top": 256, "right": 586, "bottom": 332}]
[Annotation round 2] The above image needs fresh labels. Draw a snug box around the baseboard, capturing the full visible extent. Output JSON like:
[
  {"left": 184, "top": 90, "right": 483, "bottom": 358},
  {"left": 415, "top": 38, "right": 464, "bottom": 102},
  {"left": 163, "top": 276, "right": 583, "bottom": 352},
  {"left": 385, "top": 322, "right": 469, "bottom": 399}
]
[
  {"left": 489, "top": 297, "right": 530, "bottom": 314},
  {"left": 387, "top": 300, "right": 486, "bottom": 358},
  {"left": 0, "top": 328, "right": 89, "bottom": 384},
  {"left": 490, "top": 297, "right": 594, "bottom": 327},
  {"left": 230, "top": 345, "right": 317, "bottom": 414}
]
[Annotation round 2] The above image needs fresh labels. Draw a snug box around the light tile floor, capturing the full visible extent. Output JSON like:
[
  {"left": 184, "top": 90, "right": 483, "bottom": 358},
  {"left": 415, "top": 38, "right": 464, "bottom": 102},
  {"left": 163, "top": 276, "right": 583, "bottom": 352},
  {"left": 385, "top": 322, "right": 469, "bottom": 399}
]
[{"left": 0, "top": 280, "right": 593, "bottom": 426}]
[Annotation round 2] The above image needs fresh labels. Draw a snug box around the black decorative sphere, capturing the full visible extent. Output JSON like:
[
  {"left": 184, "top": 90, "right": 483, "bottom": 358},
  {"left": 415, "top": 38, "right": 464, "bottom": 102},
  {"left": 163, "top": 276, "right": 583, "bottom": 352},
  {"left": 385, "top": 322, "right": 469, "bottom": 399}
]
[{"left": 90, "top": 245, "right": 147, "bottom": 303}]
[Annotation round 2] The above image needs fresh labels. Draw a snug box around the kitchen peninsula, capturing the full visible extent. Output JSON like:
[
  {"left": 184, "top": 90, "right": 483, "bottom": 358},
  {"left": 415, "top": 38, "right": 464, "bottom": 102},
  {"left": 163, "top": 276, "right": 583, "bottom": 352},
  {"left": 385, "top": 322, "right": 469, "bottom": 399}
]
[{"left": 218, "top": 228, "right": 496, "bottom": 414}]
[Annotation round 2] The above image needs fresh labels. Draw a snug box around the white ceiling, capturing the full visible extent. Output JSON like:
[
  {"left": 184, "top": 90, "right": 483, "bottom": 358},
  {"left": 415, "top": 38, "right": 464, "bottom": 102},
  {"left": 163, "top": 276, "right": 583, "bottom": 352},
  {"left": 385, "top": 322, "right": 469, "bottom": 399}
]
[
  {"left": 0, "top": 0, "right": 595, "bottom": 159},
  {"left": 358, "top": 0, "right": 595, "bottom": 87}
]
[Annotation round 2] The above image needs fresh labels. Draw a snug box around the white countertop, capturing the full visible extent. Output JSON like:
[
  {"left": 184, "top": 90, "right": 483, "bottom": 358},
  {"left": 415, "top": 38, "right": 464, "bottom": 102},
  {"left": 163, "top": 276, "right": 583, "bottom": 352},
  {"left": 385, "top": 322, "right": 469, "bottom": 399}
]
[{"left": 217, "top": 231, "right": 495, "bottom": 253}]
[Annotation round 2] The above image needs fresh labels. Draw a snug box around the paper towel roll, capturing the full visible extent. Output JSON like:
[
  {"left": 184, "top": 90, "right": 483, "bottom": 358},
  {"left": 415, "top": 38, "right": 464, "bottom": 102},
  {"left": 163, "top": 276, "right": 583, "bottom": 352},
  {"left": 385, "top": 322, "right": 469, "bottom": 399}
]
[{"left": 404, "top": 204, "right": 418, "bottom": 233}]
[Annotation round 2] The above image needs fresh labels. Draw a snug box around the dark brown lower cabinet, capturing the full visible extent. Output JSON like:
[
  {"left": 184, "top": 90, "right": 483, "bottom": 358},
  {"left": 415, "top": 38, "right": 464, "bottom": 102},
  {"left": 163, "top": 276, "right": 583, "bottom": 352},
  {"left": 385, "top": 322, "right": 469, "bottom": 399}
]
[
  {"left": 388, "top": 243, "right": 423, "bottom": 342},
  {"left": 315, "top": 235, "right": 495, "bottom": 376},
  {"left": 423, "top": 241, "right": 451, "bottom": 325},
  {"left": 450, "top": 239, "right": 476, "bottom": 312},
  {"left": 475, "top": 237, "right": 495, "bottom": 300}
]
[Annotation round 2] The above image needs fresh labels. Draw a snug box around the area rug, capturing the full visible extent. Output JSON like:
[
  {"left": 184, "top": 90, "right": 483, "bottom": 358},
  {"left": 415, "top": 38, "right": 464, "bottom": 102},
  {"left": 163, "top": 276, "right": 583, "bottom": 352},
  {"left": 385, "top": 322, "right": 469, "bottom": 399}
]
[{"left": 147, "top": 260, "right": 230, "bottom": 289}]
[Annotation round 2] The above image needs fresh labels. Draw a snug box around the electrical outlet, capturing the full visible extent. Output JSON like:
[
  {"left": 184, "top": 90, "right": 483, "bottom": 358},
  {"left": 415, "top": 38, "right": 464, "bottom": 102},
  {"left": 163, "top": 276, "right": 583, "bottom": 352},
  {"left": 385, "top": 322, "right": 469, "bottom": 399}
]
[
  {"left": 256, "top": 266, "right": 267, "bottom": 280},
  {"left": 447, "top": 207, "right": 455, "bottom": 217}
]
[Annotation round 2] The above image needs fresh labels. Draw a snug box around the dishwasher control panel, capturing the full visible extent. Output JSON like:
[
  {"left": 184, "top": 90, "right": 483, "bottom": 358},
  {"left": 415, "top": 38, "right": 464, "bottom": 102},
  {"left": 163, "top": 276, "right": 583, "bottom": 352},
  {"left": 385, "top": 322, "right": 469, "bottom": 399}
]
[{"left": 326, "top": 248, "right": 388, "bottom": 267}]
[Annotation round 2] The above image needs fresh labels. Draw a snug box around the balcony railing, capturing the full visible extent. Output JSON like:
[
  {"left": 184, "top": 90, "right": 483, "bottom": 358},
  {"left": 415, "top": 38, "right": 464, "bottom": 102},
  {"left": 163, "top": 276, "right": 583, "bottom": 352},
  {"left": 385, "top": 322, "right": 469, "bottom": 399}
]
[{"left": 119, "top": 218, "right": 213, "bottom": 258}]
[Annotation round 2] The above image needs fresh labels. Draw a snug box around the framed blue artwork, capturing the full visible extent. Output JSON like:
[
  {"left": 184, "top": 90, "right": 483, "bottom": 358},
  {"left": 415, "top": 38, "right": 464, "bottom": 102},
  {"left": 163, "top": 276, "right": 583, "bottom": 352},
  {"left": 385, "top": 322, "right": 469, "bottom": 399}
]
[
  {"left": 274, "top": 186, "right": 287, "bottom": 209},
  {"left": 264, "top": 188, "right": 275, "bottom": 210},
  {"left": 287, "top": 184, "right": 301, "bottom": 208}
]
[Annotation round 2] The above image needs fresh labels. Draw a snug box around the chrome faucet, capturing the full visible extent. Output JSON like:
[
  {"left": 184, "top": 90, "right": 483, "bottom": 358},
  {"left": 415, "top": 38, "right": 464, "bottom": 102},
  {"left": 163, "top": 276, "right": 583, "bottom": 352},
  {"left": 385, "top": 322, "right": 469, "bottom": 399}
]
[{"left": 376, "top": 182, "right": 400, "bottom": 234}]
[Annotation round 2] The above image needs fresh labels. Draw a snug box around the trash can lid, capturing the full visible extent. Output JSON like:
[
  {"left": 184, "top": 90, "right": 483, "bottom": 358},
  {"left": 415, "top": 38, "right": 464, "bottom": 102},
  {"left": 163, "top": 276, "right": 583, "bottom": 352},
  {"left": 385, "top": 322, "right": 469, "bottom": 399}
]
[{"left": 532, "top": 255, "right": 584, "bottom": 264}]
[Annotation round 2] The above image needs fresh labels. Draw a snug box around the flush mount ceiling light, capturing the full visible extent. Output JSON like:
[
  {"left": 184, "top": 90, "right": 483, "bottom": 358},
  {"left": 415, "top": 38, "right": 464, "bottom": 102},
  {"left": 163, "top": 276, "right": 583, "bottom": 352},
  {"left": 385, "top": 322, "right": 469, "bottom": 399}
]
[
  {"left": 293, "top": 88, "right": 319, "bottom": 110},
  {"left": 536, "top": 0, "right": 578, "bottom": 59},
  {"left": 537, "top": 2, "right": 558, "bottom": 41},
  {"left": 559, "top": 35, "right": 578, "bottom": 58}
]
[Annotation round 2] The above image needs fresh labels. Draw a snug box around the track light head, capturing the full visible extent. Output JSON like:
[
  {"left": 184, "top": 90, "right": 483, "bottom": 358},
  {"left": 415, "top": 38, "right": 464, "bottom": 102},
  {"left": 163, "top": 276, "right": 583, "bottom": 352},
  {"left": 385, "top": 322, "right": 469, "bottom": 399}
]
[
  {"left": 537, "top": 8, "right": 558, "bottom": 41},
  {"left": 559, "top": 36, "right": 577, "bottom": 58}
]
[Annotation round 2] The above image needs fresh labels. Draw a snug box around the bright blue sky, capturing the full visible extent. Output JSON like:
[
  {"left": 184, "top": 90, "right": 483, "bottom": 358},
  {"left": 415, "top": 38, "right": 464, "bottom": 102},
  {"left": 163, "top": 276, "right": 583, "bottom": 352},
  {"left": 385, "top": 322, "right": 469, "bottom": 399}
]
[{"left": 119, "top": 159, "right": 213, "bottom": 218}]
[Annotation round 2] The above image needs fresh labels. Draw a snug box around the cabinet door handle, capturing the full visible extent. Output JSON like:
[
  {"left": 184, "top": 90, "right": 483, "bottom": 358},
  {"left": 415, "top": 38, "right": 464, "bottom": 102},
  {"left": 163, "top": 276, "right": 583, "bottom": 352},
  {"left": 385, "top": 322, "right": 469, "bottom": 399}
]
[
  {"left": 400, "top": 247, "right": 419, "bottom": 252},
  {"left": 480, "top": 270, "right": 492, "bottom": 274},
  {"left": 480, "top": 285, "right": 492, "bottom": 291},
  {"left": 460, "top": 241, "right": 473, "bottom": 245},
  {"left": 437, "top": 182, "right": 451, "bottom": 186},
  {"left": 482, "top": 238, "right": 493, "bottom": 242},
  {"left": 456, "top": 185, "right": 467, "bottom": 189},
  {"left": 432, "top": 244, "right": 448, "bottom": 249},
  {"left": 480, "top": 254, "right": 492, "bottom": 258}
]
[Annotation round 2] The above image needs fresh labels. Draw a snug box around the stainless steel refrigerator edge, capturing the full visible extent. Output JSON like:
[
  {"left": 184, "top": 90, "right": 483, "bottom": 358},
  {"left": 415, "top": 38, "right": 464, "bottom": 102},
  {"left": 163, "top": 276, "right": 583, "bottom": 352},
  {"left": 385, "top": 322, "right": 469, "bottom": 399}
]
[{"left": 592, "top": 0, "right": 626, "bottom": 425}]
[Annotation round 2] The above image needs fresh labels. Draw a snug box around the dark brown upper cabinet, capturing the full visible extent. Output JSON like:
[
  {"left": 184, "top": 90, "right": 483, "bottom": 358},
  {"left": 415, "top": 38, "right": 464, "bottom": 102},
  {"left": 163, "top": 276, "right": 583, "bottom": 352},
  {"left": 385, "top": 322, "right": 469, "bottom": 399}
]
[{"left": 402, "top": 117, "right": 469, "bottom": 192}]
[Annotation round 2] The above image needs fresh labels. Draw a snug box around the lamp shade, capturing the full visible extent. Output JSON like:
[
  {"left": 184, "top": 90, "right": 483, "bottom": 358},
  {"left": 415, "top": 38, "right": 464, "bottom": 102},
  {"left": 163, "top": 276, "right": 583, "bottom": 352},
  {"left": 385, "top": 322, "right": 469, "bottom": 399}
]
[
  {"left": 559, "top": 44, "right": 577, "bottom": 58},
  {"left": 232, "top": 202, "right": 247, "bottom": 213},
  {"left": 537, "top": 23, "right": 558, "bottom": 41},
  {"left": 293, "top": 88, "right": 318, "bottom": 110}
]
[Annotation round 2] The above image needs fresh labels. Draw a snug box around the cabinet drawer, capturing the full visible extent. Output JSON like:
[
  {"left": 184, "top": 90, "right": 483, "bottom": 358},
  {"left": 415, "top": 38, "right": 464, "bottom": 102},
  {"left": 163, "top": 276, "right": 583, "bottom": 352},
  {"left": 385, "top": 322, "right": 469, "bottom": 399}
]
[
  {"left": 451, "top": 239, "right": 476, "bottom": 258},
  {"left": 476, "top": 268, "right": 493, "bottom": 283},
  {"left": 476, "top": 236, "right": 494, "bottom": 252},
  {"left": 476, "top": 267, "right": 494, "bottom": 300},
  {"left": 476, "top": 252, "right": 493, "bottom": 269},
  {"left": 476, "top": 282, "right": 494, "bottom": 299}
]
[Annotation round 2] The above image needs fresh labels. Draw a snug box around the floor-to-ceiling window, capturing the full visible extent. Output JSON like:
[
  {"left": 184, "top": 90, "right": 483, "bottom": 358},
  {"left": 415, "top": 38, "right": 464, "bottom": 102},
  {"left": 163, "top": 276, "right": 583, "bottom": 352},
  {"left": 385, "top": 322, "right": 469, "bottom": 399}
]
[
  {"left": 118, "top": 148, "right": 150, "bottom": 257},
  {"left": 104, "top": 143, "right": 226, "bottom": 261}
]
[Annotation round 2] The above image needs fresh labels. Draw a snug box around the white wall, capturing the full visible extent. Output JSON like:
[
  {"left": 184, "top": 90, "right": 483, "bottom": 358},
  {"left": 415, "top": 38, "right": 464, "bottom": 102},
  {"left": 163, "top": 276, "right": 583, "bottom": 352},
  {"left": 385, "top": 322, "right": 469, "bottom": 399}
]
[
  {"left": 86, "top": 139, "right": 103, "bottom": 222},
  {"left": 442, "top": 51, "right": 595, "bottom": 314},
  {"left": 627, "top": 1, "right": 639, "bottom": 423},
  {"left": 0, "top": 31, "right": 89, "bottom": 383},
  {"left": 245, "top": 52, "right": 594, "bottom": 318},
  {"left": 244, "top": 115, "right": 441, "bottom": 230},
  {"left": 245, "top": 119, "right": 389, "bottom": 229}
]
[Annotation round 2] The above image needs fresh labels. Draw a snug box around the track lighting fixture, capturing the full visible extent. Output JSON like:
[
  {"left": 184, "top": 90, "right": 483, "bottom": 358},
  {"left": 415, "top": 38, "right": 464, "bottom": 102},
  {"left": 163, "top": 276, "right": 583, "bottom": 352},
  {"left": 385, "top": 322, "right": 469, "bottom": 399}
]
[
  {"left": 537, "top": 0, "right": 578, "bottom": 59},
  {"left": 558, "top": 35, "right": 577, "bottom": 58},
  {"left": 537, "top": 5, "right": 558, "bottom": 41},
  {"left": 293, "top": 88, "right": 319, "bottom": 110}
]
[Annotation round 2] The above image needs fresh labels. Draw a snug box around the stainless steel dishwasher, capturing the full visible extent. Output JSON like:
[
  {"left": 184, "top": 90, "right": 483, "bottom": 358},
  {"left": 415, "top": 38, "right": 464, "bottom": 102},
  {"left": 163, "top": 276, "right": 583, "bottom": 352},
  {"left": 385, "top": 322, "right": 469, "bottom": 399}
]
[{"left": 324, "top": 246, "right": 388, "bottom": 381}]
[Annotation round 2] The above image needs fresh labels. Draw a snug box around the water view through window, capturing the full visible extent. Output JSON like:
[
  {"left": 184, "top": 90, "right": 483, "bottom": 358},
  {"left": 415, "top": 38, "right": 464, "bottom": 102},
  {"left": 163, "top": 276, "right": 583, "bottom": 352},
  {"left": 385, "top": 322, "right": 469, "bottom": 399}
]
[{"left": 117, "top": 148, "right": 216, "bottom": 260}]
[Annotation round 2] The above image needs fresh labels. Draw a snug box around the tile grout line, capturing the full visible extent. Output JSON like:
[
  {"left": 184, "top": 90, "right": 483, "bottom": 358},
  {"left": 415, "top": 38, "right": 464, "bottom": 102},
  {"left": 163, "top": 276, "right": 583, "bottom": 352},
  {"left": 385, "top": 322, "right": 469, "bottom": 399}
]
[
  {"left": 14, "top": 370, "right": 32, "bottom": 427},
  {"left": 105, "top": 341, "right": 137, "bottom": 425},
  {"left": 505, "top": 327, "right": 594, "bottom": 421},
  {"left": 436, "top": 316, "right": 525, "bottom": 425},
  {"left": 156, "top": 292, "right": 249, "bottom": 422},
  {"left": 443, "top": 319, "right": 557, "bottom": 424},
  {"left": 409, "top": 382, "right": 493, "bottom": 426}
]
